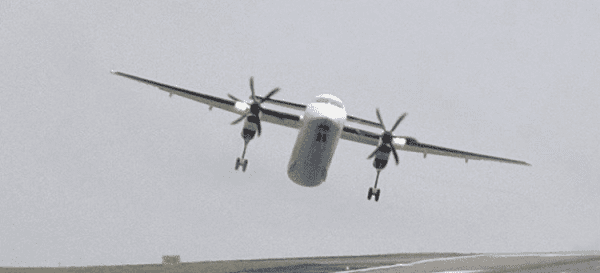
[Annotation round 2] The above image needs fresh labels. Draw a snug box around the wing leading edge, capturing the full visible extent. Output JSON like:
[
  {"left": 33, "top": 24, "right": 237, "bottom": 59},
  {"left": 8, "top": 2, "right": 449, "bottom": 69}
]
[
  {"left": 111, "top": 71, "right": 302, "bottom": 129},
  {"left": 341, "top": 125, "right": 530, "bottom": 166}
]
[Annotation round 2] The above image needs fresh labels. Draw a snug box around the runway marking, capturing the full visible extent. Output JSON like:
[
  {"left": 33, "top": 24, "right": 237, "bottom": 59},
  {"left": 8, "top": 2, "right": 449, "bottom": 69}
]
[
  {"left": 433, "top": 271, "right": 482, "bottom": 273},
  {"left": 336, "top": 253, "right": 585, "bottom": 273},
  {"left": 335, "top": 254, "right": 485, "bottom": 273}
]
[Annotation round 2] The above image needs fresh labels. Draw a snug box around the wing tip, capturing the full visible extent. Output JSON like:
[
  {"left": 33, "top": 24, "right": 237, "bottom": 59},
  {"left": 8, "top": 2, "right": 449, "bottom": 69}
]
[
  {"left": 508, "top": 160, "right": 531, "bottom": 166},
  {"left": 496, "top": 159, "right": 531, "bottom": 166}
]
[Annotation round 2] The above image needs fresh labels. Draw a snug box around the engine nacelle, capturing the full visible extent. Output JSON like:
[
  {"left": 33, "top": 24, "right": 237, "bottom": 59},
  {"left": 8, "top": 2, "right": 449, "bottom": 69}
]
[
  {"left": 372, "top": 144, "right": 393, "bottom": 170},
  {"left": 241, "top": 115, "right": 260, "bottom": 141},
  {"left": 373, "top": 158, "right": 389, "bottom": 170}
]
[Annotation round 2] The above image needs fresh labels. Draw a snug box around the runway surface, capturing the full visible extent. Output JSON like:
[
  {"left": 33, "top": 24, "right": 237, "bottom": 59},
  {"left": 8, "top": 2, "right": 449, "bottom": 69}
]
[{"left": 2, "top": 252, "right": 599, "bottom": 273}]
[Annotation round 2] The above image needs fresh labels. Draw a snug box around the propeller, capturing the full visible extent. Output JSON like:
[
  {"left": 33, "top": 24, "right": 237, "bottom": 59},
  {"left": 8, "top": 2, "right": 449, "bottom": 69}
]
[
  {"left": 228, "top": 77, "right": 280, "bottom": 136},
  {"left": 367, "top": 108, "right": 407, "bottom": 165}
]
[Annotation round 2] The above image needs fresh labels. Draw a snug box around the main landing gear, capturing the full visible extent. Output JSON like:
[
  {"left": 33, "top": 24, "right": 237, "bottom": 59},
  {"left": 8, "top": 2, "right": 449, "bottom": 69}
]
[
  {"left": 235, "top": 129, "right": 254, "bottom": 172},
  {"left": 235, "top": 138, "right": 249, "bottom": 172},
  {"left": 235, "top": 157, "right": 248, "bottom": 172},
  {"left": 367, "top": 153, "right": 389, "bottom": 202},
  {"left": 367, "top": 171, "right": 382, "bottom": 202}
]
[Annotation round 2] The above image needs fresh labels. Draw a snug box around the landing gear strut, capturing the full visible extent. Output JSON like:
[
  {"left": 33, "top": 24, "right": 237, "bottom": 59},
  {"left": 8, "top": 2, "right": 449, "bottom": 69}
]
[
  {"left": 367, "top": 170, "right": 382, "bottom": 202},
  {"left": 235, "top": 129, "right": 255, "bottom": 172}
]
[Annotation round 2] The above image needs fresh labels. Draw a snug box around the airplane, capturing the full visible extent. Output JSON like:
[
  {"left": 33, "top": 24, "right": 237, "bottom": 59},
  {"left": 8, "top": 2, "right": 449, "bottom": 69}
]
[{"left": 112, "top": 71, "right": 530, "bottom": 202}]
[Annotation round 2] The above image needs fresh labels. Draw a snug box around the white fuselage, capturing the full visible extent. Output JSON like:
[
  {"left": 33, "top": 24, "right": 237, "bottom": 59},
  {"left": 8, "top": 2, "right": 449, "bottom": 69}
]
[{"left": 287, "top": 95, "right": 347, "bottom": 187}]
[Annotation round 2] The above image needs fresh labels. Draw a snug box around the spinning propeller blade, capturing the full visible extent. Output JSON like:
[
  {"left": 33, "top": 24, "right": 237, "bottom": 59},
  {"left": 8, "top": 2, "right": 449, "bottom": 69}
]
[
  {"left": 369, "top": 109, "right": 408, "bottom": 165},
  {"left": 390, "top": 113, "right": 407, "bottom": 133},
  {"left": 367, "top": 147, "right": 379, "bottom": 159},
  {"left": 375, "top": 108, "right": 386, "bottom": 131},
  {"left": 230, "top": 77, "right": 280, "bottom": 137},
  {"left": 250, "top": 77, "right": 257, "bottom": 103},
  {"left": 228, "top": 94, "right": 242, "bottom": 102},
  {"left": 261, "top": 88, "right": 280, "bottom": 103},
  {"left": 231, "top": 114, "right": 247, "bottom": 125},
  {"left": 391, "top": 147, "right": 399, "bottom": 165}
]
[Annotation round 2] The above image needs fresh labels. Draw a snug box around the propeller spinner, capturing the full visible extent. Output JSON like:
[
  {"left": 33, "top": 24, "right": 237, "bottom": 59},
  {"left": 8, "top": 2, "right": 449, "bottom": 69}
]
[
  {"left": 367, "top": 109, "right": 407, "bottom": 165},
  {"left": 228, "top": 77, "right": 280, "bottom": 136}
]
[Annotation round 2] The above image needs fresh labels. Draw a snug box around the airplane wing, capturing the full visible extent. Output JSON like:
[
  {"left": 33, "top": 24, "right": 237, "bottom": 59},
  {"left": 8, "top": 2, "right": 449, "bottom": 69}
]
[
  {"left": 341, "top": 125, "right": 531, "bottom": 166},
  {"left": 113, "top": 71, "right": 529, "bottom": 166},
  {"left": 112, "top": 71, "right": 302, "bottom": 129},
  {"left": 258, "top": 96, "right": 383, "bottom": 129}
]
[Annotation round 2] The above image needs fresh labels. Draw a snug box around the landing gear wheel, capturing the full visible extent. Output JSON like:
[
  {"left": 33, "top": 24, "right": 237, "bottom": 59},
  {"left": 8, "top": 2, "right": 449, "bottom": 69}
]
[
  {"left": 235, "top": 158, "right": 241, "bottom": 171},
  {"left": 374, "top": 188, "right": 381, "bottom": 202},
  {"left": 242, "top": 159, "right": 248, "bottom": 172},
  {"left": 368, "top": 187, "right": 373, "bottom": 200}
]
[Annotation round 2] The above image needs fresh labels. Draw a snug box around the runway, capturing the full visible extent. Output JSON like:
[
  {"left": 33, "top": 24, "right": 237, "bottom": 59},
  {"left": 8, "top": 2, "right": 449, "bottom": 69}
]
[
  {"left": 336, "top": 252, "right": 600, "bottom": 273},
  {"left": 1, "top": 252, "right": 599, "bottom": 273}
]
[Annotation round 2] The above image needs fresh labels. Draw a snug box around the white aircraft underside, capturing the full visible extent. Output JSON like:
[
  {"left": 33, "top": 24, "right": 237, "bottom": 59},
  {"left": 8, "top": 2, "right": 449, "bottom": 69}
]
[
  {"left": 288, "top": 95, "right": 346, "bottom": 187},
  {"left": 112, "top": 71, "right": 530, "bottom": 201}
]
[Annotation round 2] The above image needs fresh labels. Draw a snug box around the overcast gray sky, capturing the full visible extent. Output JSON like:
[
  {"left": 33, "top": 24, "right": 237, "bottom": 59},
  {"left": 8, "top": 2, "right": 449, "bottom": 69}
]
[{"left": 1, "top": 0, "right": 599, "bottom": 268}]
